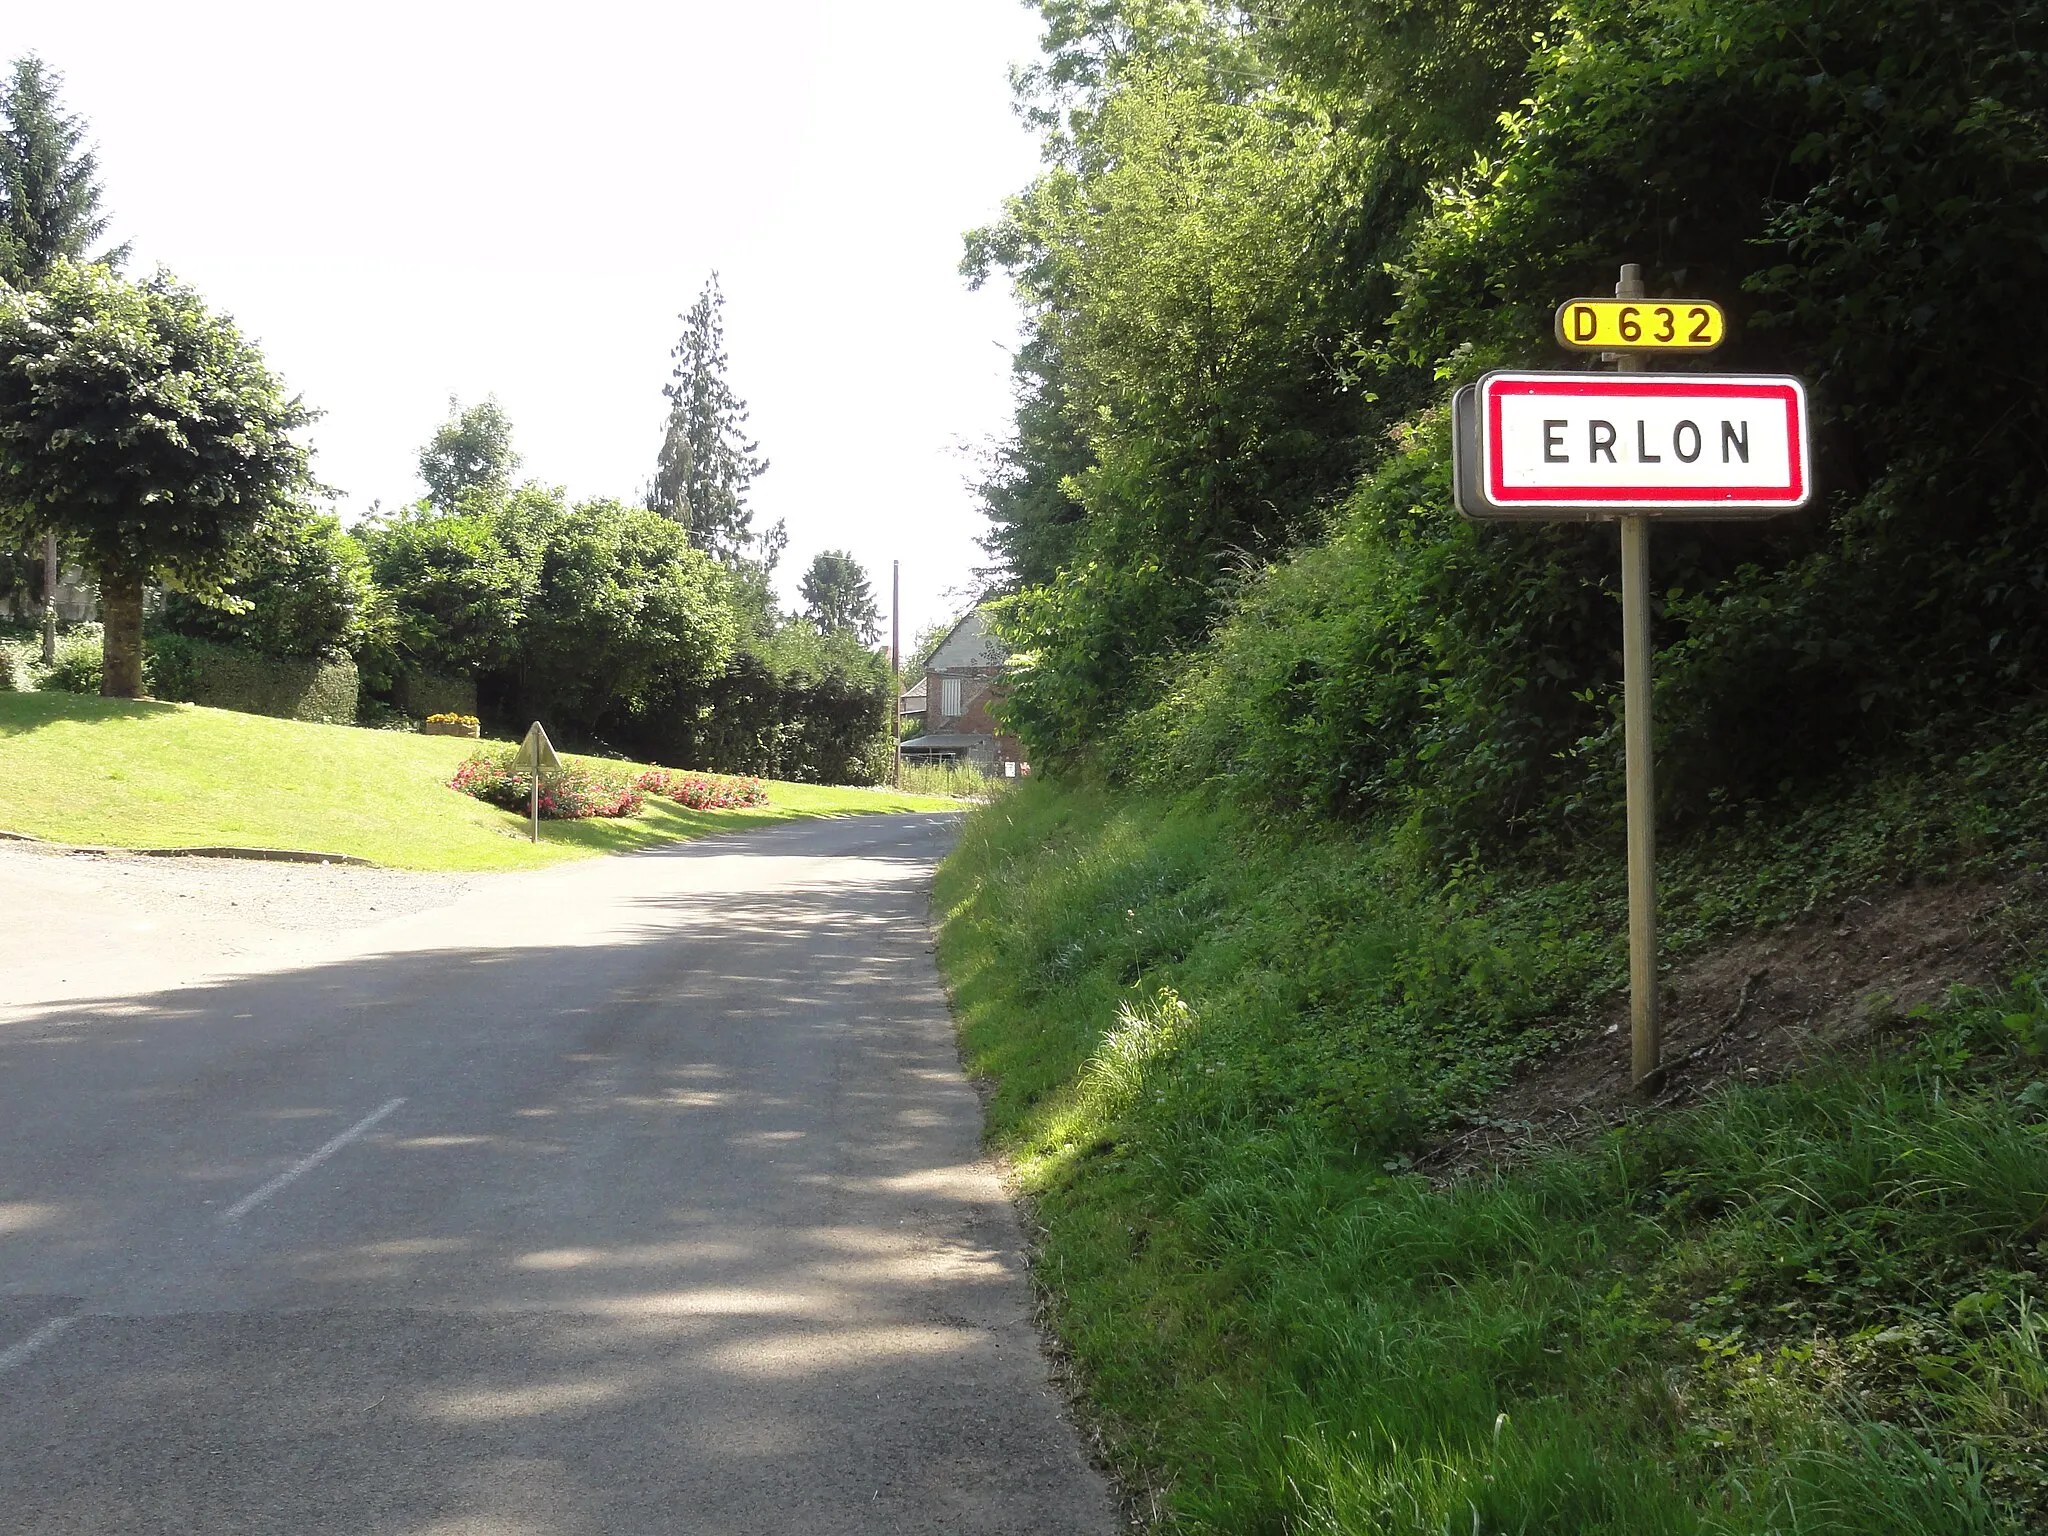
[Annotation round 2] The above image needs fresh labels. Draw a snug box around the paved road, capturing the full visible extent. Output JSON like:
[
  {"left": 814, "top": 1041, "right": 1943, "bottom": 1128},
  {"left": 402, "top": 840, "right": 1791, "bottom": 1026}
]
[{"left": 0, "top": 814, "right": 1116, "bottom": 1535}]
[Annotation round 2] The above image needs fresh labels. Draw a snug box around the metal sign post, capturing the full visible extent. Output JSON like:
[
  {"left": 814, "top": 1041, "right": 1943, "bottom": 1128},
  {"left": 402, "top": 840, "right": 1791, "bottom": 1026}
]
[
  {"left": 1452, "top": 264, "right": 1812, "bottom": 1088},
  {"left": 516, "top": 721, "right": 563, "bottom": 845}
]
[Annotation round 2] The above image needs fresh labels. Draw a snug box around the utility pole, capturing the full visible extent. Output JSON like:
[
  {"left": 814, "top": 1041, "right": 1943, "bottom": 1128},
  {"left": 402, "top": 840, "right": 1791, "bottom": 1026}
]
[{"left": 891, "top": 560, "right": 902, "bottom": 790}]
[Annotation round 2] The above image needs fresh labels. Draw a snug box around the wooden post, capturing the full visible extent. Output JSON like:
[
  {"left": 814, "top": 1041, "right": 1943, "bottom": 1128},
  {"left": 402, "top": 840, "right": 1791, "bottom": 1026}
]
[
  {"left": 41, "top": 532, "right": 58, "bottom": 665},
  {"left": 530, "top": 768, "right": 540, "bottom": 844},
  {"left": 1613, "top": 262, "right": 1660, "bottom": 1087}
]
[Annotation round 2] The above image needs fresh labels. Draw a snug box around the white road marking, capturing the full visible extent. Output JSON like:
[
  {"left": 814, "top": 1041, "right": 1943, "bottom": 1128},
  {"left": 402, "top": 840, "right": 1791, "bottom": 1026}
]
[
  {"left": 0, "top": 1316, "right": 76, "bottom": 1375},
  {"left": 222, "top": 1097, "right": 406, "bottom": 1222}
]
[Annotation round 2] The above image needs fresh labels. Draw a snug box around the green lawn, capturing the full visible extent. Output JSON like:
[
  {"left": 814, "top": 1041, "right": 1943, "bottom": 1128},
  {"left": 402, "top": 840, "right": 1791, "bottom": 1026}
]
[{"left": 0, "top": 693, "right": 958, "bottom": 871}]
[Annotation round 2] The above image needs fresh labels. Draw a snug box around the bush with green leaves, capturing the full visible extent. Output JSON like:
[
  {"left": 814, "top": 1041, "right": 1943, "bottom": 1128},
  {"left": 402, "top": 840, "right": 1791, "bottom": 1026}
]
[
  {"left": 980, "top": 0, "right": 2048, "bottom": 854},
  {"left": 490, "top": 488, "right": 737, "bottom": 730},
  {"left": 146, "top": 633, "right": 358, "bottom": 725},
  {"left": 33, "top": 622, "right": 108, "bottom": 694},
  {"left": 624, "top": 620, "right": 891, "bottom": 784},
  {"left": 356, "top": 485, "right": 740, "bottom": 744},
  {"left": 157, "top": 503, "right": 375, "bottom": 662},
  {"left": 355, "top": 502, "right": 530, "bottom": 686}
]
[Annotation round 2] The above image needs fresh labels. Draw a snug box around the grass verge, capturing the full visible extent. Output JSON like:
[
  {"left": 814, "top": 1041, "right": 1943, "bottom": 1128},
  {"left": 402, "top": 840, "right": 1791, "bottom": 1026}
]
[
  {"left": 0, "top": 693, "right": 957, "bottom": 871},
  {"left": 934, "top": 763, "right": 2048, "bottom": 1532}
]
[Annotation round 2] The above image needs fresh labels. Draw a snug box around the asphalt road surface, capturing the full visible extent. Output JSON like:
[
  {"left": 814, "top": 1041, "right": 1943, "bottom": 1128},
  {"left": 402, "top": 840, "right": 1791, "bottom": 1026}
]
[{"left": 0, "top": 814, "right": 1117, "bottom": 1535}]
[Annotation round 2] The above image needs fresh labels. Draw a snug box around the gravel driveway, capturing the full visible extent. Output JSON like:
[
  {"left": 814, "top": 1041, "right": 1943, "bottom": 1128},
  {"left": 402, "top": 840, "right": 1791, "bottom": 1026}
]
[{"left": 0, "top": 840, "right": 482, "bottom": 1007}]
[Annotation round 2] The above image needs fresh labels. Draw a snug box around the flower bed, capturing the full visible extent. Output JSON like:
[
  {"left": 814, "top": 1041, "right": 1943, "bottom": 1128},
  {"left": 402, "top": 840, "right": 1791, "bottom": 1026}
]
[
  {"left": 632, "top": 768, "right": 769, "bottom": 810},
  {"left": 449, "top": 750, "right": 644, "bottom": 819},
  {"left": 422, "top": 713, "right": 482, "bottom": 738}
]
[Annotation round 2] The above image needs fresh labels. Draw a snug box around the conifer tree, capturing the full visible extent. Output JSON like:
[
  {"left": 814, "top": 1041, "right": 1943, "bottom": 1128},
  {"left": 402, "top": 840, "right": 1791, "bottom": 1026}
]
[
  {"left": 0, "top": 54, "right": 128, "bottom": 661},
  {"left": 650, "top": 275, "right": 769, "bottom": 567},
  {"left": 0, "top": 55, "right": 125, "bottom": 285},
  {"left": 799, "top": 550, "right": 881, "bottom": 644}
]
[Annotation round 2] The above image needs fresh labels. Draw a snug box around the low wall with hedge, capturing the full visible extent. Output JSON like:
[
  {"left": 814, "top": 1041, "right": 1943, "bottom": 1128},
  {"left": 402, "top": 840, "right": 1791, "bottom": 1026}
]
[{"left": 147, "top": 634, "right": 359, "bottom": 725}]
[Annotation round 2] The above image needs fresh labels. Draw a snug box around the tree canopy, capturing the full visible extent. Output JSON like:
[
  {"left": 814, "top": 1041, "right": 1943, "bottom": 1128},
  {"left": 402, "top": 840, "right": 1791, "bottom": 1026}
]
[
  {"left": 973, "top": 0, "right": 2048, "bottom": 848},
  {"left": 159, "top": 503, "right": 374, "bottom": 662},
  {"left": 418, "top": 395, "right": 519, "bottom": 510},
  {"left": 0, "top": 261, "right": 311, "bottom": 694},
  {"left": 798, "top": 549, "right": 880, "bottom": 644}
]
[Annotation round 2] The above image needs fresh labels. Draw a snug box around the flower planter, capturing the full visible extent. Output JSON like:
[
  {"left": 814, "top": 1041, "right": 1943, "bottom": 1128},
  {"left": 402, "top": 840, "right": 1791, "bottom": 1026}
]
[{"left": 421, "top": 719, "right": 480, "bottom": 738}]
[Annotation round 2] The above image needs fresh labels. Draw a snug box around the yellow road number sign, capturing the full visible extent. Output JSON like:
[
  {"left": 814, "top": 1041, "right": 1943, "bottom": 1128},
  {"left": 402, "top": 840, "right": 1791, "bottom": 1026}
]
[{"left": 1555, "top": 298, "right": 1725, "bottom": 352}]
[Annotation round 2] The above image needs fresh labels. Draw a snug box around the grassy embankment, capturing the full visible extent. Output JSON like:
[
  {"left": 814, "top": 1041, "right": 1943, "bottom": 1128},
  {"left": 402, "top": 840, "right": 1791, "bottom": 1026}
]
[
  {"left": 935, "top": 722, "right": 2048, "bottom": 1534},
  {"left": 0, "top": 693, "right": 958, "bottom": 871}
]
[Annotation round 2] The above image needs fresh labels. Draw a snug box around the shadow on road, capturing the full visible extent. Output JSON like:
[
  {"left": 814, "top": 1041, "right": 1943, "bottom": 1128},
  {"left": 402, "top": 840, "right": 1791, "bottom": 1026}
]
[{"left": 0, "top": 814, "right": 1111, "bottom": 1534}]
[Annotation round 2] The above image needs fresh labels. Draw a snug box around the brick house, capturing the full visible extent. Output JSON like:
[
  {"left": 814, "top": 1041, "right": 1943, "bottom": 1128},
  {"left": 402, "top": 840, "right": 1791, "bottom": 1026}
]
[{"left": 897, "top": 608, "right": 1026, "bottom": 776}]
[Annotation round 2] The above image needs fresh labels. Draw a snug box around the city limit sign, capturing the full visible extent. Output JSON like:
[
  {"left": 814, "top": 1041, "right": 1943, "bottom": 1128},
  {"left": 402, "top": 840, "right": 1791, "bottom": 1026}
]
[{"left": 1453, "top": 371, "right": 1811, "bottom": 521}]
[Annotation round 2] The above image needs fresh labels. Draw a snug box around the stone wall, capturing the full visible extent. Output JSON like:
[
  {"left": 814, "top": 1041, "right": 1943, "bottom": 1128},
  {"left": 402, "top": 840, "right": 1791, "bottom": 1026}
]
[{"left": 1, "top": 565, "right": 96, "bottom": 625}]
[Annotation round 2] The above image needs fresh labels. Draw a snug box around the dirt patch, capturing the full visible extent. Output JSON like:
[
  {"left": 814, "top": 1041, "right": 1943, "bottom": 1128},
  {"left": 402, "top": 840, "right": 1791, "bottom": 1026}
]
[{"left": 1425, "top": 876, "right": 2040, "bottom": 1176}]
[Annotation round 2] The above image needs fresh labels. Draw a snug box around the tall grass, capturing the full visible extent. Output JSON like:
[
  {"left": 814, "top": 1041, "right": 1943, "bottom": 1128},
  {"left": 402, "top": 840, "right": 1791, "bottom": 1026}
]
[
  {"left": 935, "top": 780, "right": 2048, "bottom": 1533},
  {"left": 896, "top": 759, "right": 1006, "bottom": 799}
]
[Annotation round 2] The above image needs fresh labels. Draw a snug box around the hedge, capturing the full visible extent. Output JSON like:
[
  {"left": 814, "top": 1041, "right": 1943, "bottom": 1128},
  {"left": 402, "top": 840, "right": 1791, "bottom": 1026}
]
[
  {"left": 392, "top": 667, "right": 479, "bottom": 721},
  {"left": 146, "top": 634, "right": 359, "bottom": 725}
]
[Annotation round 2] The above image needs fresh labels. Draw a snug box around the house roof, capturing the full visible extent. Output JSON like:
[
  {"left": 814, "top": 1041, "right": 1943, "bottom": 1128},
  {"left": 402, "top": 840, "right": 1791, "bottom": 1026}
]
[
  {"left": 897, "top": 732, "right": 996, "bottom": 752},
  {"left": 900, "top": 676, "right": 927, "bottom": 703},
  {"left": 925, "top": 607, "right": 1007, "bottom": 672}
]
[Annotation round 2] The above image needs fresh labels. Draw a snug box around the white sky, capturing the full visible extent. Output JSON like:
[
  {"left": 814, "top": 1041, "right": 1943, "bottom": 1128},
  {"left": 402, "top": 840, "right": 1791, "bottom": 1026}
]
[{"left": 8, "top": 1, "right": 1045, "bottom": 645}]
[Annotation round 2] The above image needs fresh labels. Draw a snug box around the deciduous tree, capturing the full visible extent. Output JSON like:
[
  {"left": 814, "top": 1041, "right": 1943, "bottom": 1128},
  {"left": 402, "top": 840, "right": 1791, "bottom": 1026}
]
[
  {"left": 0, "top": 262, "right": 311, "bottom": 696},
  {"left": 159, "top": 503, "right": 375, "bottom": 661},
  {"left": 418, "top": 396, "right": 519, "bottom": 510}
]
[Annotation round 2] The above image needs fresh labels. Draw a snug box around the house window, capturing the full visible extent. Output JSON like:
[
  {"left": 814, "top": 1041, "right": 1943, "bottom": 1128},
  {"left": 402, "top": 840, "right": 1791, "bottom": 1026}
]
[{"left": 940, "top": 678, "right": 963, "bottom": 717}]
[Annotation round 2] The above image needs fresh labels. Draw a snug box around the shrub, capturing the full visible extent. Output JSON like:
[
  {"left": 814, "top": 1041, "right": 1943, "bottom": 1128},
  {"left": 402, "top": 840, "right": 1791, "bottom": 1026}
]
[
  {"left": 157, "top": 503, "right": 375, "bottom": 660},
  {"left": 35, "top": 624, "right": 107, "bottom": 694},
  {"left": 145, "top": 634, "right": 358, "bottom": 725},
  {"left": 359, "top": 488, "right": 738, "bottom": 741},
  {"left": 392, "top": 668, "right": 478, "bottom": 721},
  {"left": 631, "top": 768, "right": 767, "bottom": 810},
  {"left": 448, "top": 749, "right": 644, "bottom": 819},
  {"left": 624, "top": 622, "right": 890, "bottom": 784}
]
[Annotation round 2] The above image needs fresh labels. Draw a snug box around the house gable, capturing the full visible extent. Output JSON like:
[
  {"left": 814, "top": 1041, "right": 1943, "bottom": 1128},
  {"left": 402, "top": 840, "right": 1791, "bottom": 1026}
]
[{"left": 925, "top": 609, "right": 1006, "bottom": 672}]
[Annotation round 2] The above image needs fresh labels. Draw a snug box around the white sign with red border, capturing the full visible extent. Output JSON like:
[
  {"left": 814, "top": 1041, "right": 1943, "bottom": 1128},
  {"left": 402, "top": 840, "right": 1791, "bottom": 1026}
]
[{"left": 1453, "top": 372, "right": 1810, "bottom": 520}]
